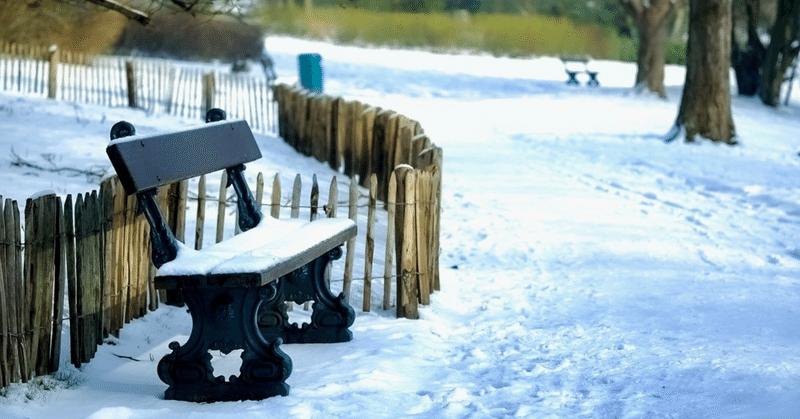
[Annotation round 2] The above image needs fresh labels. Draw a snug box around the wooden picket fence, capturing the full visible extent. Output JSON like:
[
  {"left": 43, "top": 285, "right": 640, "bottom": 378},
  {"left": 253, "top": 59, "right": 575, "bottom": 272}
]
[
  {"left": 0, "top": 163, "right": 440, "bottom": 388},
  {"left": 273, "top": 83, "right": 443, "bottom": 319},
  {"left": 0, "top": 42, "right": 444, "bottom": 390},
  {"left": 0, "top": 42, "right": 277, "bottom": 134}
]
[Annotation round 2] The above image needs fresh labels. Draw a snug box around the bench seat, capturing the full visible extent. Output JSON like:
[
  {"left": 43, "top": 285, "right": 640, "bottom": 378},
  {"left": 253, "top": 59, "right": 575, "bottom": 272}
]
[{"left": 155, "top": 217, "right": 356, "bottom": 289}]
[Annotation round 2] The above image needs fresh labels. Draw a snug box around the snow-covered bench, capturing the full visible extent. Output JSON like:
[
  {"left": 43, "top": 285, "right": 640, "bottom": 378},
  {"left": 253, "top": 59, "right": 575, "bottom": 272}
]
[
  {"left": 561, "top": 56, "right": 599, "bottom": 87},
  {"left": 105, "top": 109, "right": 356, "bottom": 402}
]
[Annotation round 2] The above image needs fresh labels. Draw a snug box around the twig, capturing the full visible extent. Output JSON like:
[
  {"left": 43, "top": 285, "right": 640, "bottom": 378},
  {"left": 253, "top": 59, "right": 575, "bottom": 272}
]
[
  {"left": 10, "top": 148, "right": 107, "bottom": 183},
  {"left": 112, "top": 353, "right": 142, "bottom": 362}
]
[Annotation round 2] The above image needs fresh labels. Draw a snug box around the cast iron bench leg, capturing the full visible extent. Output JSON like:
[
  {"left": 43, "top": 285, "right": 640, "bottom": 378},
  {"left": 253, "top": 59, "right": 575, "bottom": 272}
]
[
  {"left": 258, "top": 247, "right": 355, "bottom": 344},
  {"left": 157, "top": 282, "right": 292, "bottom": 402},
  {"left": 587, "top": 72, "right": 600, "bottom": 86},
  {"left": 566, "top": 71, "right": 579, "bottom": 85}
]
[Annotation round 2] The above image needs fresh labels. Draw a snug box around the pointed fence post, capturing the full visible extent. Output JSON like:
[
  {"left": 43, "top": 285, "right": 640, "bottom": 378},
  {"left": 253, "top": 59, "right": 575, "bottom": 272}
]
[
  {"left": 343, "top": 176, "right": 358, "bottom": 305},
  {"left": 384, "top": 172, "right": 396, "bottom": 311},
  {"left": 271, "top": 174, "right": 281, "bottom": 219}
]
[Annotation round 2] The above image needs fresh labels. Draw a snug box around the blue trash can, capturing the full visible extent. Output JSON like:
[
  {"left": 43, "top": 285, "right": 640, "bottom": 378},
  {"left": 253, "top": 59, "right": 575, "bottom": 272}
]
[{"left": 298, "top": 53, "right": 323, "bottom": 93}]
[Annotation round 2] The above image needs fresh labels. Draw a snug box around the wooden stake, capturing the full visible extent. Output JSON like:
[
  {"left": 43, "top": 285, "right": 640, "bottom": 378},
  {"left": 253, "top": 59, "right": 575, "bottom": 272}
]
[
  {"left": 0, "top": 199, "right": 9, "bottom": 387},
  {"left": 195, "top": 174, "right": 206, "bottom": 250},
  {"left": 384, "top": 172, "right": 397, "bottom": 311},
  {"left": 291, "top": 174, "right": 301, "bottom": 219},
  {"left": 271, "top": 174, "right": 281, "bottom": 219},
  {"left": 255, "top": 172, "right": 265, "bottom": 216},
  {"left": 416, "top": 172, "right": 431, "bottom": 305},
  {"left": 400, "top": 171, "right": 418, "bottom": 319},
  {"left": 327, "top": 176, "right": 338, "bottom": 218},
  {"left": 216, "top": 171, "right": 227, "bottom": 243},
  {"left": 49, "top": 197, "right": 66, "bottom": 373},
  {"left": 363, "top": 175, "right": 377, "bottom": 312},
  {"left": 343, "top": 176, "right": 358, "bottom": 304}
]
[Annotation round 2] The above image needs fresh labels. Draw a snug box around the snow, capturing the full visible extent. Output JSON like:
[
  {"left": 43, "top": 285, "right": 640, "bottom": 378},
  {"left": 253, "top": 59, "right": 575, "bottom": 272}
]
[
  {"left": 1, "top": 35, "right": 800, "bottom": 418},
  {"left": 158, "top": 217, "right": 355, "bottom": 276}
]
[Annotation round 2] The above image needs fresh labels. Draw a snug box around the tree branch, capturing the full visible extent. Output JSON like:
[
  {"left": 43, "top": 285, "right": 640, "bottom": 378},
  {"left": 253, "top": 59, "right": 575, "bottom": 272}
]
[{"left": 83, "top": 0, "right": 150, "bottom": 25}]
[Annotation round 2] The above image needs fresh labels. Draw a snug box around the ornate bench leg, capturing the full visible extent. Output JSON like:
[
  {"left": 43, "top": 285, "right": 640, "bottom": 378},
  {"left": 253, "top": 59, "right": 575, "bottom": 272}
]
[
  {"left": 566, "top": 71, "right": 579, "bottom": 85},
  {"left": 258, "top": 246, "right": 355, "bottom": 344},
  {"left": 158, "top": 283, "right": 291, "bottom": 402}
]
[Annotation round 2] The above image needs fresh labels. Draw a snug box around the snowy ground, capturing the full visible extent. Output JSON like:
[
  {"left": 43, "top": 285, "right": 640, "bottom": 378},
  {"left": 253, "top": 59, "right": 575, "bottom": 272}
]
[{"left": 1, "top": 36, "right": 800, "bottom": 418}]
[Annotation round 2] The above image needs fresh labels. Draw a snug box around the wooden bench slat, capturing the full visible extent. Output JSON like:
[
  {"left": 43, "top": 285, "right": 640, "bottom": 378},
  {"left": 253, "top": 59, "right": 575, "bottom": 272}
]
[{"left": 106, "top": 120, "right": 262, "bottom": 195}]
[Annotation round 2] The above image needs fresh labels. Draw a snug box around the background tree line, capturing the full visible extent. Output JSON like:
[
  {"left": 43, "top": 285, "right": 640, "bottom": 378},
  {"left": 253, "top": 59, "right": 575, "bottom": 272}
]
[{"left": 1, "top": 0, "right": 799, "bottom": 144}]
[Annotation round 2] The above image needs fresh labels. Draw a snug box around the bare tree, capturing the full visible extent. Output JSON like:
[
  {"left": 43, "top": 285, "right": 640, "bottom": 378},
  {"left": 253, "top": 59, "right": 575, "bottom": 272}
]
[
  {"left": 669, "top": 0, "right": 736, "bottom": 144},
  {"left": 731, "top": 0, "right": 766, "bottom": 96},
  {"left": 619, "top": 0, "right": 676, "bottom": 98},
  {"left": 759, "top": 0, "right": 800, "bottom": 105},
  {"left": 81, "top": 0, "right": 251, "bottom": 25}
]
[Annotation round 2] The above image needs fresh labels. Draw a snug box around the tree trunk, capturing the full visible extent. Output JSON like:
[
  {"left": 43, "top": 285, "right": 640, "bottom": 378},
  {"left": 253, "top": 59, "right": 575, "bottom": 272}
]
[
  {"left": 672, "top": 0, "right": 736, "bottom": 144},
  {"left": 621, "top": 0, "right": 676, "bottom": 98},
  {"left": 732, "top": 0, "right": 765, "bottom": 96},
  {"left": 759, "top": 0, "right": 800, "bottom": 106}
]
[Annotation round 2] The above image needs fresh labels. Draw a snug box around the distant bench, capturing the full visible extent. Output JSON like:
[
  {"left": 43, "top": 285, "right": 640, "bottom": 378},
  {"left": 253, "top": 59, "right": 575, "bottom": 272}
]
[
  {"left": 105, "top": 109, "right": 356, "bottom": 402},
  {"left": 561, "top": 56, "right": 599, "bottom": 87}
]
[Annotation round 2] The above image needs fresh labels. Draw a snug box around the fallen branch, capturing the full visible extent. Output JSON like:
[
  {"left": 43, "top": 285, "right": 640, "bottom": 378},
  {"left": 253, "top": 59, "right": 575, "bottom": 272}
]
[
  {"left": 112, "top": 353, "right": 142, "bottom": 362},
  {"left": 10, "top": 148, "right": 108, "bottom": 183},
  {"left": 84, "top": 0, "right": 150, "bottom": 25}
]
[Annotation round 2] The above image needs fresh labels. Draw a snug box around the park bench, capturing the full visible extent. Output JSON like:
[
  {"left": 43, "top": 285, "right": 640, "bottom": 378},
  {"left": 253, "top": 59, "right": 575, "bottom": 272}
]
[
  {"left": 561, "top": 56, "right": 600, "bottom": 87},
  {"left": 105, "top": 108, "right": 357, "bottom": 402}
]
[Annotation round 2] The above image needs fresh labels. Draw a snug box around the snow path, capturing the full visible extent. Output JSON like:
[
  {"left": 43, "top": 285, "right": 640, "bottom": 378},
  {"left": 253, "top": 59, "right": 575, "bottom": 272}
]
[{"left": 0, "top": 36, "right": 798, "bottom": 418}]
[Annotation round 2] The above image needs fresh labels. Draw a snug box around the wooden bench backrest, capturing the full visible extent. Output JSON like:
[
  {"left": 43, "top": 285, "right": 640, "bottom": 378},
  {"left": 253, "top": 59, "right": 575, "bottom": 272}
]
[{"left": 106, "top": 119, "right": 262, "bottom": 195}]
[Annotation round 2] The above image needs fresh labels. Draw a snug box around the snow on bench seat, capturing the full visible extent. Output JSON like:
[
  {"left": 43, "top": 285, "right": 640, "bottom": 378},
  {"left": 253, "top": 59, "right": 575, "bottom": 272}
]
[{"left": 155, "top": 217, "right": 356, "bottom": 289}]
